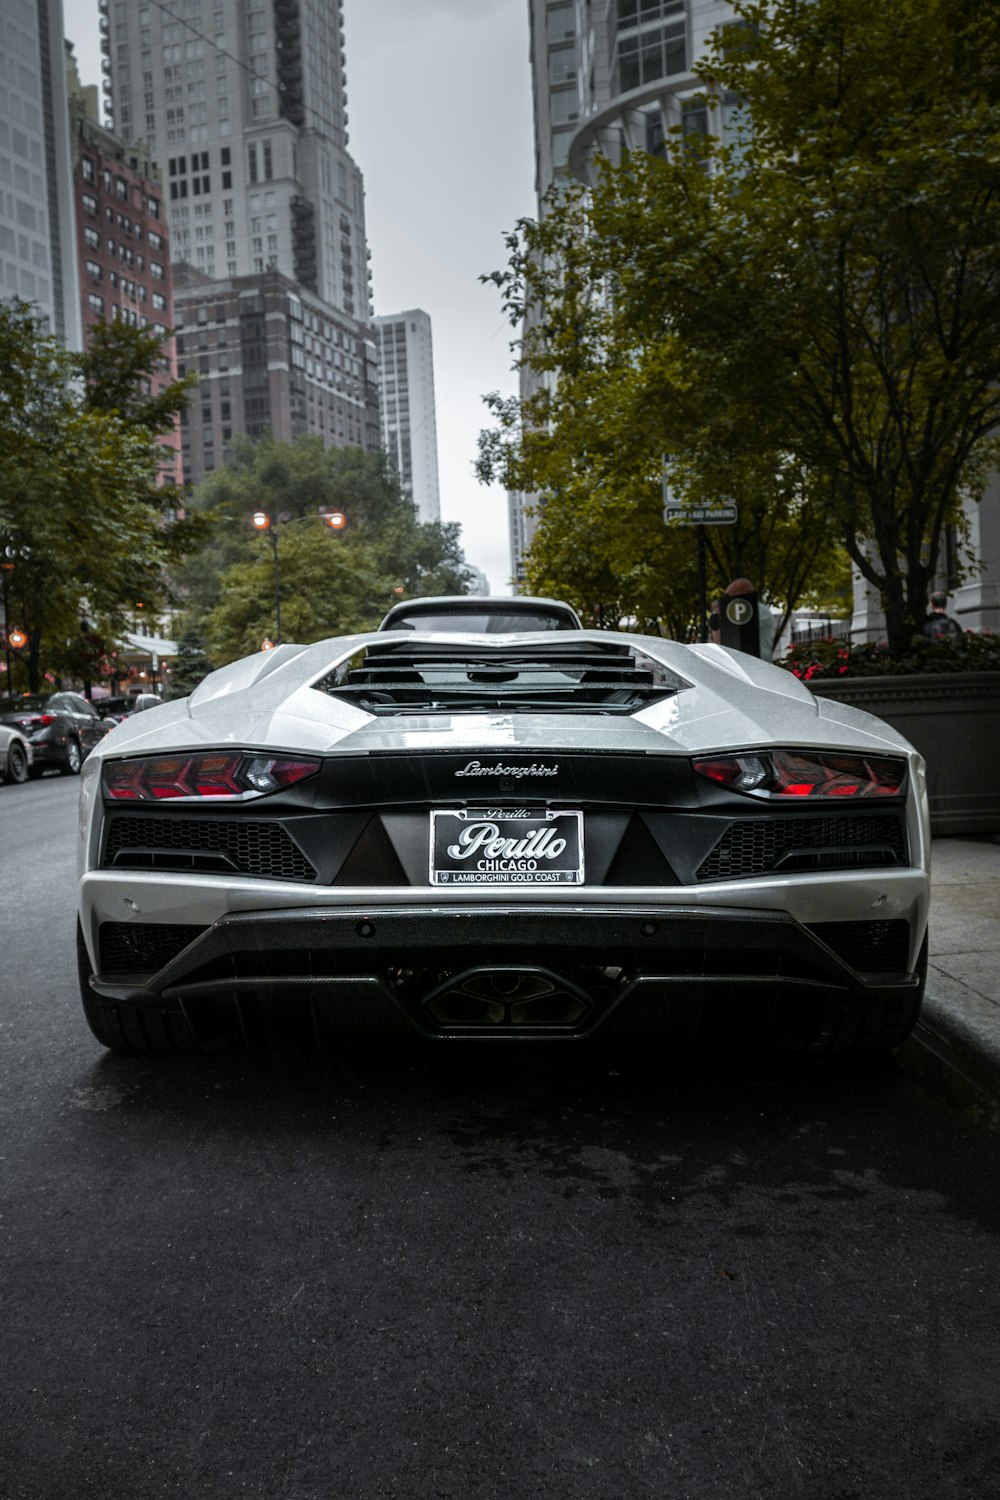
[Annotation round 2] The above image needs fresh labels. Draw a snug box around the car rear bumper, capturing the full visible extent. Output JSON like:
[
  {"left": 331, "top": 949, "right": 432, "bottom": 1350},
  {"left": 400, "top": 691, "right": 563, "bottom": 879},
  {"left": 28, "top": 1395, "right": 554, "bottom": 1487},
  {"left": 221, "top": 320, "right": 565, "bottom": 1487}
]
[
  {"left": 28, "top": 737, "right": 68, "bottom": 766},
  {"left": 79, "top": 876, "right": 930, "bottom": 1040}
]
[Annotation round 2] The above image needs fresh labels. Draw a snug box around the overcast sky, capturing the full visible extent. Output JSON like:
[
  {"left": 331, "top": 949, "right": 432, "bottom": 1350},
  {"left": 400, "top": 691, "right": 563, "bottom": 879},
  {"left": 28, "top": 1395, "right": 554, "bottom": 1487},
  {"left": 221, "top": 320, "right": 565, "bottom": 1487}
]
[{"left": 61, "top": 0, "right": 536, "bottom": 595}]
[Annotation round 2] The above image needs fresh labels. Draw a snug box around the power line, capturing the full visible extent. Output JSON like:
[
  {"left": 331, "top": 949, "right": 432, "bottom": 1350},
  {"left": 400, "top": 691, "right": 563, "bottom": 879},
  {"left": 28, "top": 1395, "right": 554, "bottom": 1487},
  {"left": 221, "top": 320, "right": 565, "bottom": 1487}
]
[{"left": 126, "top": 0, "right": 348, "bottom": 147}]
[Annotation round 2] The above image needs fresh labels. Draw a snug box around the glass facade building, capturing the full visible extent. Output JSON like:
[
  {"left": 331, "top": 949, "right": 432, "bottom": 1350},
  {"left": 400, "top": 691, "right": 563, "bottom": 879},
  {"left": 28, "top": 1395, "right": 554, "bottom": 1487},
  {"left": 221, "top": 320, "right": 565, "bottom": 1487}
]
[{"left": 0, "top": 0, "right": 82, "bottom": 348}]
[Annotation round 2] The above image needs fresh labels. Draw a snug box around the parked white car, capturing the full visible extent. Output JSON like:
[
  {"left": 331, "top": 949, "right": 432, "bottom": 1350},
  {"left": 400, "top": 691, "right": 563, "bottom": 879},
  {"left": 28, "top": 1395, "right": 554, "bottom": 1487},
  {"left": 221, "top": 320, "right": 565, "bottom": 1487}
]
[
  {"left": 75, "top": 626, "right": 930, "bottom": 1057},
  {"left": 0, "top": 723, "right": 32, "bottom": 785}
]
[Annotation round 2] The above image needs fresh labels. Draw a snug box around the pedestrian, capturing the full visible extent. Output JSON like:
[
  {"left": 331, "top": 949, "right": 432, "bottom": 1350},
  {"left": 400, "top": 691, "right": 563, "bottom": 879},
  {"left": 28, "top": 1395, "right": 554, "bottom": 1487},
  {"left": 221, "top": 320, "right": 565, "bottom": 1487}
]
[
  {"left": 921, "top": 590, "right": 962, "bottom": 639},
  {"left": 720, "top": 577, "right": 775, "bottom": 661}
]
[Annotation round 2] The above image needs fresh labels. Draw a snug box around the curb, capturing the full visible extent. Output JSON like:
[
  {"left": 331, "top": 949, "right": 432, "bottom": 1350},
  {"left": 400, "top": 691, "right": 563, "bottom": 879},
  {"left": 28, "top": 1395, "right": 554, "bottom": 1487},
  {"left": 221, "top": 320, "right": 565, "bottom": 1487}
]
[{"left": 899, "top": 988, "right": 1000, "bottom": 1126}]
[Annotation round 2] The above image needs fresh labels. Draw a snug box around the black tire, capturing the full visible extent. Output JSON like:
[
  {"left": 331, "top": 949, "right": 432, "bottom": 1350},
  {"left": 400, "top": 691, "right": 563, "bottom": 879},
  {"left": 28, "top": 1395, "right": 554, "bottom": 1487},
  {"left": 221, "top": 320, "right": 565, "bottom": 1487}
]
[
  {"left": 5, "top": 742, "right": 28, "bottom": 784},
  {"left": 76, "top": 919, "right": 204, "bottom": 1055},
  {"left": 60, "top": 738, "right": 82, "bottom": 776}
]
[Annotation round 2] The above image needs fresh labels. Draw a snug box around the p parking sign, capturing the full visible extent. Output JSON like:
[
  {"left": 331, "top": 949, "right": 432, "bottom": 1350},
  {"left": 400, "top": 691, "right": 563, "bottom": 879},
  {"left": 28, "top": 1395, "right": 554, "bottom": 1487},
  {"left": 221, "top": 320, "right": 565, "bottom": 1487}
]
[
  {"left": 719, "top": 592, "right": 762, "bottom": 657},
  {"left": 725, "top": 598, "right": 754, "bottom": 628}
]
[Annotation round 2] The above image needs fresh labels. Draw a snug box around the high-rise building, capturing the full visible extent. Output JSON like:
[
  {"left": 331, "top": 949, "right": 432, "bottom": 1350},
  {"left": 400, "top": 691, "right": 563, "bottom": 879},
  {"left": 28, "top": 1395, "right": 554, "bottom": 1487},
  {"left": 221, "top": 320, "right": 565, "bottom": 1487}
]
[
  {"left": 98, "top": 0, "right": 381, "bottom": 484},
  {"left": 511, "top": 1, "right": 736, "bottom": 588},
  {"left": 507, "top": 1, "right": 583, "bottom": 586},
  {"left": 68, "top": 66, "right": 183, "bottom": 487},
  {"left": 0, "top": 1, "right": 82, "bottom": 349},
  {"left": 100, "top": 0, "right": 369, "bottom": 313},
  {"left": 374, "top": 310, "right": 440, "bottom": 523},
  {"left": 173, "top": 264, "right": 380, "bottom": 487},
  {"left": 566, "top": 0, "right": 737, "bottom": 187}
]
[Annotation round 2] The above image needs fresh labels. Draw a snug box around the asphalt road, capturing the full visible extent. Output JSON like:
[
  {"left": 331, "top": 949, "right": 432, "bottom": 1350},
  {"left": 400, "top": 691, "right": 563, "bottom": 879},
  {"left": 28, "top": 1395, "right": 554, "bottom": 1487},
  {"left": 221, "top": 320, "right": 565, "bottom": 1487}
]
[{"left": 3, "top": 775, "right": 1000, "bottom": 1500}]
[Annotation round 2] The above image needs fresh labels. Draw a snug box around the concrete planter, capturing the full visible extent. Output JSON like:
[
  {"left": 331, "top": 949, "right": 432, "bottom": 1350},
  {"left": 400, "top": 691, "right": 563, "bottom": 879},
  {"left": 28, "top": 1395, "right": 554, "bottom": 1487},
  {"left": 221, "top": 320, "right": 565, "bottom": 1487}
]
[{"left": 807, "top": 672, "right": 1000, "bottom": 836}]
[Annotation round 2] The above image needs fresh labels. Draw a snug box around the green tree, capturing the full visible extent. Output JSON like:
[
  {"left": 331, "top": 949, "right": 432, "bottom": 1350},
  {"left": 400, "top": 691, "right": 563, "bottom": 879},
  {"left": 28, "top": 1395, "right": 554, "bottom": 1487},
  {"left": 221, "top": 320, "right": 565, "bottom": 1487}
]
[
  {"left": 79, "top": 318, "right": 195, "bottom": 440},
  {"left": 175, "top": 436, "right": 473, "bottom": 661},
  {"left": 0, "top": 302, "right": 189, "bottom": 691},
  {"left": 165, "top": 623, "right": 214, "bottom": 700},
  {"left": 481, "top": 0, "right": 1000, "bottom": 652},
  {"left": 201, "top": 523, "right": 395, "bottom": 662},
  {"left": 78, "top": 317, "right": 206, "bottom": 605},
  {"left": 479, "top": 175, "right": 843, "bottom": 637}
]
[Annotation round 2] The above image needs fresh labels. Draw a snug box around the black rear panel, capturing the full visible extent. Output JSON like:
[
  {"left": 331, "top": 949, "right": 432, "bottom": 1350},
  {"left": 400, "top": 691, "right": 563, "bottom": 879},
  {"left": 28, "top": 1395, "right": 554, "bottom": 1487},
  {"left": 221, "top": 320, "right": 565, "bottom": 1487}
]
[{"left": 100, "top": 750, "right": 909, "bottom": 887}]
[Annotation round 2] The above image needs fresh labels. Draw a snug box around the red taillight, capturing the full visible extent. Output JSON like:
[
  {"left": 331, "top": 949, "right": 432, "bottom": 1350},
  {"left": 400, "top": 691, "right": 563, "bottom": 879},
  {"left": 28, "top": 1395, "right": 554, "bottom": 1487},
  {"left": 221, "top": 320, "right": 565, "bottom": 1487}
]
[
  {"left": 19, "top": 714, "right": 55, "bottom": 731},
  {"left": 103, "top": 753, "right": 319, "bottom": 801},
  {"left": 693, "top": 750, "right": 907, "bottom": 800}
]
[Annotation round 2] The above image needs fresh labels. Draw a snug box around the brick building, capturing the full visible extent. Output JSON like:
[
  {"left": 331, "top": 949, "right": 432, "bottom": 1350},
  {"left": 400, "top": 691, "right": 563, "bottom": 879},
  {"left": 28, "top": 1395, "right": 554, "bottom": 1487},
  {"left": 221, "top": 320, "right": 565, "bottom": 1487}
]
[{"left": 69, "top": 83, "right": 182, "bottom": 487}]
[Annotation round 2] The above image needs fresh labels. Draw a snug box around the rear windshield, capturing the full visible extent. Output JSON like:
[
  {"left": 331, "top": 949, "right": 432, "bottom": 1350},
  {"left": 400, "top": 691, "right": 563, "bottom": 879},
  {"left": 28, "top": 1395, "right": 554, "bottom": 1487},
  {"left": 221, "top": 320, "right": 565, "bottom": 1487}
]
[
  {"left": 384, "top": 609, "right": 576, "bottom": 633},
  {"left": 0, "top": 696, "right": 49, "bottom": 713}
]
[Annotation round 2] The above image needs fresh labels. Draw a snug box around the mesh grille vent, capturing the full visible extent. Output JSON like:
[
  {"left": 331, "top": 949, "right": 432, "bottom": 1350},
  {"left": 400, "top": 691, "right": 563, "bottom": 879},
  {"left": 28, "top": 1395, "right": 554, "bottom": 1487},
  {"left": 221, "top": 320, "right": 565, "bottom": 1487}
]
[
  {"left": 807, "top": 920, "right": 911, "bottom": 973},
  {"left": 697, "top": 813, "right": 906, "bottom": 881},
  {"left": 104, "top": 815, "right": 316, "bottom": 882},
  {"left": 99, "top": 922, "right": 208, "bottom": 975}
]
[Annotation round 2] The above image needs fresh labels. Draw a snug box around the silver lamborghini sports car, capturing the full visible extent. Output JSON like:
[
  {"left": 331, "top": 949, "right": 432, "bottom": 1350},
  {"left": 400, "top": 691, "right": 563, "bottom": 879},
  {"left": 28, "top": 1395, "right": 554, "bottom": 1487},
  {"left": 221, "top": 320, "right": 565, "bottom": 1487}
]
[{"left": 75, "top": 628, "right": 930, "bottom": 1056}]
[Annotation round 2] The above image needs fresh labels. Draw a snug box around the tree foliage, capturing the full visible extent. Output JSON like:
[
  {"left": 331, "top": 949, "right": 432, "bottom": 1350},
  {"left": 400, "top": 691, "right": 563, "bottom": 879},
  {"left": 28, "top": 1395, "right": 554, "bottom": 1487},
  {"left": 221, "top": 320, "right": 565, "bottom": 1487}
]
[
  {"left": 79, "top": 318, "right": 195, "bottom": 441},
  {"left": 176, "top": 435, "right": 473, "bottom": 663},
  {"left": 480, "top": 0, "right": 1000, "bottom": 651},
  {"left": 165, "top": 623, "right": 214, "bottom": 700},
  {"left": 0, "top": 302, "right": 192, "bottom": 691}
]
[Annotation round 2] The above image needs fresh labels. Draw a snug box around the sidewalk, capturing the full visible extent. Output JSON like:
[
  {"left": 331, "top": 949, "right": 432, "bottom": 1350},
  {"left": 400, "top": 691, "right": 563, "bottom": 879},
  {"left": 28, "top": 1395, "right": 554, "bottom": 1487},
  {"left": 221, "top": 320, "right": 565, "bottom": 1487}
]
[{"left": 915, "top": 834, "right": 1000, "bottom": 1096}]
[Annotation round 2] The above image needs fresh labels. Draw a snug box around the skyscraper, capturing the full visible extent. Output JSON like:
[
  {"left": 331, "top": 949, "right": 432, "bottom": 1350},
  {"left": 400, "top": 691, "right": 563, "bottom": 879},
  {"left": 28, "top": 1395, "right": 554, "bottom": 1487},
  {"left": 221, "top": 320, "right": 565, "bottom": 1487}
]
[
  {"left": 99, "top": 0, "right": 380, "bottom": 484},
  {"left": 101, "top": 0, "right": 369, "bottom": 314},
  {"left": 510, "top": 0, "right": 736, "bottom": 586},
  {"left": 374, "top": 310, "right": 440, "bottom": 523},
  {"left": 0, "top": 0, "right": 82, "bottom": 348}
]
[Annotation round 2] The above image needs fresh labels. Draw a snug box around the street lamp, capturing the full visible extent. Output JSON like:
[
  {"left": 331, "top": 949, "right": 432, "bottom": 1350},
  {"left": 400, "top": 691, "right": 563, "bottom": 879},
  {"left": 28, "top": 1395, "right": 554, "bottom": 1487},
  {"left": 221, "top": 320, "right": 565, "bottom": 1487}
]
[
  {"left": 251, "top": 508, "right": 348, "bottom": 645},
  {"left": 251, "top": 510, "right": 282, "bottom": 643}
]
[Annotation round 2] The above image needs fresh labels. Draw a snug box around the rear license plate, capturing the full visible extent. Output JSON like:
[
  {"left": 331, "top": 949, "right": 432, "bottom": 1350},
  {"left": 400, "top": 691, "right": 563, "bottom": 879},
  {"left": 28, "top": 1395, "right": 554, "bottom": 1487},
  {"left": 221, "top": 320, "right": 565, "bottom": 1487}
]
[{"left": 430, "top": 809, "right": 584, "bottom": 886}]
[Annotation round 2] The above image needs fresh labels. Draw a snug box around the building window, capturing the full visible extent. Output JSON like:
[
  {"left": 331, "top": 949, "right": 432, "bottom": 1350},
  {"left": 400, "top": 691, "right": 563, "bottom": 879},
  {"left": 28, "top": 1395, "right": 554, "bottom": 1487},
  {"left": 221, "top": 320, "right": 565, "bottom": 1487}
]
[
  {"left": 548, "top": 47, "right": 575, "bottom": 85},
  {"left": 547, "top": 4, "right": 574, "bottom": 42},
  {"left": 550, "top": 89, "right": 578, "bottom": 125}
]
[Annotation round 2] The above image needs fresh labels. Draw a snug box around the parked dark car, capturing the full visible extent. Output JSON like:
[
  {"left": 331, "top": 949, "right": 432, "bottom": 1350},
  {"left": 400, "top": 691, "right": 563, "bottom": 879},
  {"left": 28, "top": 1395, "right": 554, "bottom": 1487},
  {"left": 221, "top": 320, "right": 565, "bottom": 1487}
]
[
  {"left": 95, "top": 693, "right": 163, "bottom": 724},
  {"left": 0, "top": 691, "right": 115, "bottom": 776},
  {"left": 94, "top": 695, "right": 136, "bottom": 723}
]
